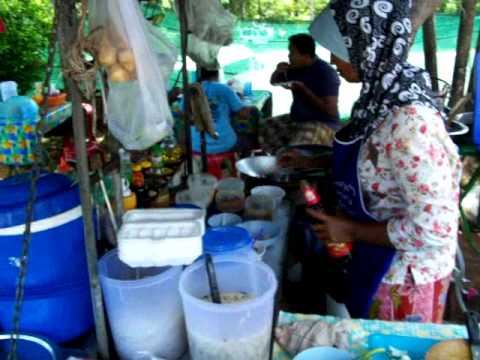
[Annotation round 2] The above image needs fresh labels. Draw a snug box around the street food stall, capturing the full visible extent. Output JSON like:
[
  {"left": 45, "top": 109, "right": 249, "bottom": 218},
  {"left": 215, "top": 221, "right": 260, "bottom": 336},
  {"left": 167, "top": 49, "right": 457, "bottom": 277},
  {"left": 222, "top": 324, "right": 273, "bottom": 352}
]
[{"left": 0, "top": 0, "right": 480, "bottom": 359}]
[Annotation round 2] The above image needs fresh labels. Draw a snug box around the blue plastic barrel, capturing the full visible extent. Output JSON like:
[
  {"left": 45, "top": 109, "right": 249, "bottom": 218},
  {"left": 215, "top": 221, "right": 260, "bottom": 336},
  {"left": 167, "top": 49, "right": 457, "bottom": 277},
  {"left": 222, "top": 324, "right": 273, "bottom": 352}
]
[
  {"left": 0, "top": 332, "right": 62, "bottom": 360},
  {"left": 0, "top": 172, "right": 93, "bottom": 343}
]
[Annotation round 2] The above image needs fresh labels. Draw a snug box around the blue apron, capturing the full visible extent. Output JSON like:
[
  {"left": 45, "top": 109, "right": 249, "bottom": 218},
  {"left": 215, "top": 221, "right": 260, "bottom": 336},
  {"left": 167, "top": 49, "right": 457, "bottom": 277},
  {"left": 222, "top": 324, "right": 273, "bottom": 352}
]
[{"left": 332, "top": 131, "right": 396, "bottom": 318}]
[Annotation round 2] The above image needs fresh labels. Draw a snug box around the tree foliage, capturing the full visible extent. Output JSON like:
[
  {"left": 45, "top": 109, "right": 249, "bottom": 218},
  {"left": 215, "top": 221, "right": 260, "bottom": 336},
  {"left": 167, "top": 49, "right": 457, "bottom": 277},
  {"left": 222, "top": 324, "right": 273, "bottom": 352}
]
[
  {"left": 0, "top": 0, "right": 53, "bottom": 94},
  {"left": 218, "top": 0, "right": 475, "bottom": 20}
]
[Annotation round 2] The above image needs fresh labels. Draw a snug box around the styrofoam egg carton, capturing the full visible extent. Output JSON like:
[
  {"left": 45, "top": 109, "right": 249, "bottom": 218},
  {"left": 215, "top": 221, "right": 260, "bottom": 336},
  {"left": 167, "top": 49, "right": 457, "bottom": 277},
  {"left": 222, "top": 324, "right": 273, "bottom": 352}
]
[
  {"left": 123, "top": 208, "right": 206, "bottom": 234},
  {"left": 118, "top": 221, "right": 203, "bottom": 268}
]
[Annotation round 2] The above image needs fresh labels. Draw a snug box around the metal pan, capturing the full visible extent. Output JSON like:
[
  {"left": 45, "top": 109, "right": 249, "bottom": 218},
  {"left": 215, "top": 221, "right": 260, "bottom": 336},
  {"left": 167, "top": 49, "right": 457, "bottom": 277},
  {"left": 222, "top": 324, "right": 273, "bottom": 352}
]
[{"left": 235, "top": 155, "right": 278, "bottom": 179}]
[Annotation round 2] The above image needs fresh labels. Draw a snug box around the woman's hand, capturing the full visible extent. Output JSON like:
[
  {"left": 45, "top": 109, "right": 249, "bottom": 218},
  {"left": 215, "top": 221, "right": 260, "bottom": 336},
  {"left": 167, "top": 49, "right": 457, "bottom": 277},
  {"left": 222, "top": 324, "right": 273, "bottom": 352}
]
[{"left": 306, "top": 208, "right": 356, "bottom": 244}]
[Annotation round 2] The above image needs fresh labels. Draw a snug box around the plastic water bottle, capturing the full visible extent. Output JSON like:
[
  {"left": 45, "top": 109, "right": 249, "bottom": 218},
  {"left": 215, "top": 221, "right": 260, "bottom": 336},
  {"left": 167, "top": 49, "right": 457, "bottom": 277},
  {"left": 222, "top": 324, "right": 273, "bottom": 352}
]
[{"left": 119, "top": 148, "right": 132, "bottom": 184}]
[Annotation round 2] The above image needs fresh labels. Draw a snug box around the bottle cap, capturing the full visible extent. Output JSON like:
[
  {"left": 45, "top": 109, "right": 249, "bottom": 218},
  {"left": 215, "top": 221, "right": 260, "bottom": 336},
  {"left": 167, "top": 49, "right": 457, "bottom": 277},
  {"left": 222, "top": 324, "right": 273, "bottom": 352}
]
[
  {"left": 141, "top": 160, "right": 152, "bottom": 169},
  {"left": 132, "top": 164, "right": 142, "bottom": 172}
]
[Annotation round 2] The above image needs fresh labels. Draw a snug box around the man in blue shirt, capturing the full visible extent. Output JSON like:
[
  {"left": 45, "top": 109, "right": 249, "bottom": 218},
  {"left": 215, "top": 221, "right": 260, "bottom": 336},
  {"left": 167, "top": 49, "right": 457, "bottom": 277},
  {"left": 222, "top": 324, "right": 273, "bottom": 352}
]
[{"left": 260, "top": 33, "right": 341, "bottom": 153}]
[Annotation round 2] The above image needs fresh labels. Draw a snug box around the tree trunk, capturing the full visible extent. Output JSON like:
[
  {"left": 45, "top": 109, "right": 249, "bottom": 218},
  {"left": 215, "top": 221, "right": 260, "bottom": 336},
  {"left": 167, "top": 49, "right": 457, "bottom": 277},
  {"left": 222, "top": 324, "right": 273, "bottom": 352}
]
[
  {"left": 450, "top": 0, "right": 476, "bottom": 107},
  {"left": 423, "top": 16, "right": 439, "bottom": 92},
  {"left": 240, "top": 0, "right": 246, "bottom": 20},
  {"left": 257, "top": 0, "right": 263, "bottom": 18}
]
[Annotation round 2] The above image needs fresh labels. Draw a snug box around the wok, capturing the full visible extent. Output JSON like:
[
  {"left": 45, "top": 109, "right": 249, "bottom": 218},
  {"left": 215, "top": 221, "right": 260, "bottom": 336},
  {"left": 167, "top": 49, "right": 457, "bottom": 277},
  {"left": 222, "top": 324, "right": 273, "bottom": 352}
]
[
  {"left": 235, "top": 145, "right": 333, "bottom": 188},
  {"left": 235, "top": 155, "right": 279, "bottom": 179}
]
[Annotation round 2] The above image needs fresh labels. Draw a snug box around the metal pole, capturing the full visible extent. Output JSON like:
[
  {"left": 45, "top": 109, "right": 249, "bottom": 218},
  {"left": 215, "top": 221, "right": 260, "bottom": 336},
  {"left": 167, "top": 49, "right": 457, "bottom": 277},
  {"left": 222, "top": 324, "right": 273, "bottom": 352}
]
[
  {"left": 179, "top": 0, "right": 193, "bottom": 176},
  {"left": 112, "top": 169, "right": 124, "bottom": 223},
  {"left": 68, "top": 78, "right": 110, "bottom": 359}
]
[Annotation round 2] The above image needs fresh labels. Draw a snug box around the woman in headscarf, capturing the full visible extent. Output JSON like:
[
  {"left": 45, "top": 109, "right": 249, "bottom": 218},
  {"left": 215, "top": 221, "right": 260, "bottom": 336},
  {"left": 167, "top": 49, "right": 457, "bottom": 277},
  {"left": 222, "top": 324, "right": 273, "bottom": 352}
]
[{"left": 307, "top": 0, "right": 462, "bottom": 322}]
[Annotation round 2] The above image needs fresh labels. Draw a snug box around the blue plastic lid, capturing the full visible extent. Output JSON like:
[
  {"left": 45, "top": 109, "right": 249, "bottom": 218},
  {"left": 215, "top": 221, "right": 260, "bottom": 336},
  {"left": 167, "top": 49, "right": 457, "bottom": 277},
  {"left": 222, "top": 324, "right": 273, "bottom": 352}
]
[
  {"left": 203, "top": 227, "right": 253, "bottom": 254},
  {"left": 0, "top": 172, "right": 80, "bottom": 228},
  {"left": 0, "top": 96, "right": 39, "bottom": 123}
]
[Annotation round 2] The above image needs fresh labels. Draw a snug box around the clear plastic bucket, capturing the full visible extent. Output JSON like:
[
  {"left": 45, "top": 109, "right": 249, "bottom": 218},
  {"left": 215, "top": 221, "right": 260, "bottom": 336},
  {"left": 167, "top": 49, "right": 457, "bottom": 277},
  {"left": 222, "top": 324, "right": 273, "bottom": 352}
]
[
  {"left": 98, "top": 249, "right": 187, "bottom": 360},
  {"left": 179, "top": 256, "right": 277, "bottom": 360}
]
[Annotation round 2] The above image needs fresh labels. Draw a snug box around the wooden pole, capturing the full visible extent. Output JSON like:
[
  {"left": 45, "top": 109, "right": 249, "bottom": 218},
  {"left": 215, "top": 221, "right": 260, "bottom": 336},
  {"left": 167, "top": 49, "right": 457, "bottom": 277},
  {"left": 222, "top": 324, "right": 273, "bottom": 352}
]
[
  {"left": 55, "top": 0, "right": 110, "bottom": 358},
  {"left": 449, "top": 0, "right": 476, "bottom": 108},
  {"left": 178, "top": 0, "right": 193, "bottom": 176},
  {"left": 423, "top": 16, "right": 439, "bottom": 92}
]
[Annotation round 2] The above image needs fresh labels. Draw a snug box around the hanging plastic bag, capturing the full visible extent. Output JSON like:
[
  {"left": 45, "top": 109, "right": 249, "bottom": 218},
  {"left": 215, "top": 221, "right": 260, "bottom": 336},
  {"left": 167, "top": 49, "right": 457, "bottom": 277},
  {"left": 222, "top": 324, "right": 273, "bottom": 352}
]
[
  {"left": 89, "top": 0, "right": 175, "bottom": 150},
  {"left": 175, "top": 0, "right": 236, "bottom": 46},
  {"left": 187, "top": 34, "right": 221, "bottom": 70}
]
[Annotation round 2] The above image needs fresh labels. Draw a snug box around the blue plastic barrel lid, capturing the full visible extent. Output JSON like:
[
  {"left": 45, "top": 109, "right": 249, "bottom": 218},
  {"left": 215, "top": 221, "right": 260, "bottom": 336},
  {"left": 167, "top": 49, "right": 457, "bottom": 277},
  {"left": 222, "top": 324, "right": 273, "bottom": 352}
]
[
  {"left": 0, "top": 96, "right": 39, "bottom": 123},
  {"left": 0, "top": 172, "right": 80, "bottom": 228},
  {"left": 203, "top": 227, "right": 253, "bottom": 254}
]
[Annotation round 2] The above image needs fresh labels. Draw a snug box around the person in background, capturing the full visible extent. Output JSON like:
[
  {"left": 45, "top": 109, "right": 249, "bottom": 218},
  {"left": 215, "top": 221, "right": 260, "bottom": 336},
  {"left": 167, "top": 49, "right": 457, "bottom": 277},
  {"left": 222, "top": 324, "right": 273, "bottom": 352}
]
[
  {"left": 259, "top": 33, "right": 341, "bottom": 154},
  {"left": 190, "top": 67, "right": 254, "bottom": 178},
  {"left": 303, "top": 1, "right": 461, "bottom": 323}
]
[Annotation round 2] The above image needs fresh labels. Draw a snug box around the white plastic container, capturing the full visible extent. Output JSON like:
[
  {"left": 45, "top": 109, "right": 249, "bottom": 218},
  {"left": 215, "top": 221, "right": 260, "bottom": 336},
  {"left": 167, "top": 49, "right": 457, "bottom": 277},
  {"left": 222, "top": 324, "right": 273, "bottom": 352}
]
[
  {"left": 118, "top": 221, "right": 203, "bottom": 267},
  {"left": 179, "top": 256, "right": 277, "bottom": 360},
  {"left": 99, "top": 249, "right": 187, "bottom": 360},
  {"left": 207, "top": 213, "right": 242, "bottom": 228},
  {"left": 123, "top": 208, "right": 206, "bottom": 234},
  {"left": 251, "top": 185, "right": 286, "bottom": 207},
  {"left": 236, "top": 220, "right": 282, "bottom": 248}
]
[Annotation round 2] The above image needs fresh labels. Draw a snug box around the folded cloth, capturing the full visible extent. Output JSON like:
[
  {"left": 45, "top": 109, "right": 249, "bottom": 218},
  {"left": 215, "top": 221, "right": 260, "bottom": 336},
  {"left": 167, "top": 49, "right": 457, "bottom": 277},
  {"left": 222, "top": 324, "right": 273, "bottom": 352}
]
[{"left": 275, "top": 319, "right": 350, "bottom": 357}]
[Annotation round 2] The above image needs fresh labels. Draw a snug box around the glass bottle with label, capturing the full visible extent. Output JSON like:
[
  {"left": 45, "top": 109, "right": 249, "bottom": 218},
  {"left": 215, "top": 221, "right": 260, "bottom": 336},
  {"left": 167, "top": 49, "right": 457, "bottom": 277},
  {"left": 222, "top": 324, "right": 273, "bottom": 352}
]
[{"left": 300, "top": 180, "right": 351, "bottom": 303}]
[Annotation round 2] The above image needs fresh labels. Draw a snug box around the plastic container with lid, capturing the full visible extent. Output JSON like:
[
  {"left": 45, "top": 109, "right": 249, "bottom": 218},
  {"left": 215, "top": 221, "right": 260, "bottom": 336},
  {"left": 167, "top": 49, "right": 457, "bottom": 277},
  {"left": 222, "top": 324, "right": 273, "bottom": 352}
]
[
  {"left": 215, "top": 177, "right": 245, "bottom": 213},
  {"left": 207, "top": 212, "right": 242, "bottom": 228},
  {"left": 244, "top": 194, "right": 275, "bottom": 221},
  {"left": 179, "top": 256, "right": 278, "bottom": 360},
  {"left": 99, "top": 249, "right": 187, "bottom": 360},
  {"left": 251, "top": 185, "right": 286, "bottom": 207},
  {"left": 203, "top": 227, "right": 254, "bottom": 259}
]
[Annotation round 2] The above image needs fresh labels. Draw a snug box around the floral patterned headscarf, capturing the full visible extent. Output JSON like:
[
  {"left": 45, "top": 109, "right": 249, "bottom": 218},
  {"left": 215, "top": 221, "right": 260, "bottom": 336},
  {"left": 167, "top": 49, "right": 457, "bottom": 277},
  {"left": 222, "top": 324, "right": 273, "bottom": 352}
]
[{"left": 330, "top": 0, "right": 442, "bottom": 140}]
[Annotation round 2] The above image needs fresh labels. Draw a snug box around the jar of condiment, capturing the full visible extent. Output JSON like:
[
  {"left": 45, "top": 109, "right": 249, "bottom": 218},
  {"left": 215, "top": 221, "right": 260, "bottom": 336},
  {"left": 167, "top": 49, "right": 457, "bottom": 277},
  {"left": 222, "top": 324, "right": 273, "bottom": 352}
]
[
  {"left": 244, "top": 194, "right": 275, "bottom": 221},
  {"left": 215, "top": 177, "right": 245, "bottom": 213}
]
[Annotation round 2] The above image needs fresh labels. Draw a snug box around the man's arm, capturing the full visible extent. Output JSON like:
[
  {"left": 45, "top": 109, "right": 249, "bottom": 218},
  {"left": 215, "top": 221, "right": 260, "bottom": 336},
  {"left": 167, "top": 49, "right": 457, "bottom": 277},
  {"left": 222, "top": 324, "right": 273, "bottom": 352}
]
[
  {"left": 290, "top": 81, "right": 339, "bottom": 118},
  {"left": 270, "top": 62, "right": 290, "bottom": 85}
]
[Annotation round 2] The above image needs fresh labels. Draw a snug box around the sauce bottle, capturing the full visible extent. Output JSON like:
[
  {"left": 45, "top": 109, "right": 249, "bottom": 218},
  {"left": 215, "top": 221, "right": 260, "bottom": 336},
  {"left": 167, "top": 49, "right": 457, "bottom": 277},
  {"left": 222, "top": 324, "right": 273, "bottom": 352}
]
[
  {"left": 300, "top": 180, "right": 351, "bottom": 302},
  {"left": 300, "top": 180, "right": 353, "bottom": 258}
]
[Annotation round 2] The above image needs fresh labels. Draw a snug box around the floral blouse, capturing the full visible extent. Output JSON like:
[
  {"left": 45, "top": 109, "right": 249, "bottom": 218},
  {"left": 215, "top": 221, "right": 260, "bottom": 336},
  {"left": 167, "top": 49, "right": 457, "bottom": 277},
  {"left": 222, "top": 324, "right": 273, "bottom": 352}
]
[{"left": 358, "top": 105, "right": 462, "bottom": 285}]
